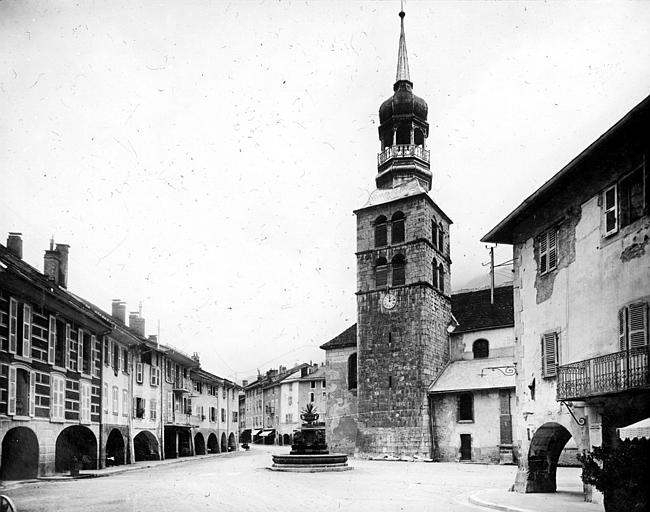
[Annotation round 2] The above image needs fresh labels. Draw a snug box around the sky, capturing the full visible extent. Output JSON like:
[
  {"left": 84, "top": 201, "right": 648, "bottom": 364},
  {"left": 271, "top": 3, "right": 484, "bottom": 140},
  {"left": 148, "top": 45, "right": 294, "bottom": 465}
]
[{"left": 1, "top": 1, "right": 650, "bottom": 382}]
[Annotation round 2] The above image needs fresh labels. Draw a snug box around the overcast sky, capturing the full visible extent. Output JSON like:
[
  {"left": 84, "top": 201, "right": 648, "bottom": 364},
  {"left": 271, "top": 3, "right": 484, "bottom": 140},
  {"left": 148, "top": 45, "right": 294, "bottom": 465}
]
[{"left": 2, "top": 1, "right": 649, "bottom": 381}]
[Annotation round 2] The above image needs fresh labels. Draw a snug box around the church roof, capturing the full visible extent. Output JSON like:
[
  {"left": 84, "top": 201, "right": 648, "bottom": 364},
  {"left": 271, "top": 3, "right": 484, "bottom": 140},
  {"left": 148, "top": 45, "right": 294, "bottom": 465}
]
[
  {"left": 358, "top": 179, "right": 427, "bottom": 209},
  {"left": 451, "top": 284, "right": 514, "bottom": 334},
  {"left": 428, "top": 356, "right": 515, "bottom": 394},
  {"left": 320, "top": 324, "right": 357, "bottom": 350}
]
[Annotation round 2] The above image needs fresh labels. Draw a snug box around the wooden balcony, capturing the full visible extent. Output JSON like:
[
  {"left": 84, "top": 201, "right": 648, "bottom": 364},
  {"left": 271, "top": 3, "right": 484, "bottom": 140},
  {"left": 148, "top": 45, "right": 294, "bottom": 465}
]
[
  {"left": 377, "top": 144, "right": 430, "bottom": 166},
  {"left": 172, "top": 378, "right": 191, "bottom": 393},
  {"left": 557, "top": 346, "right": 650, "bottom": 401}
]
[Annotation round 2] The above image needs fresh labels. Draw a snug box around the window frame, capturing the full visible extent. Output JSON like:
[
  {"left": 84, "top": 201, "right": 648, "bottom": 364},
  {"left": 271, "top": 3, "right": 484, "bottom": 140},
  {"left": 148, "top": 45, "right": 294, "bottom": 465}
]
[
  {"left": 541, "top": 331, "right": 559, "bottom": 378},
  {"left": 374, "top": 216, "right": 388, "bottom": 248},
  {"left": 457, "top": 392, "right": 474, "bottom": 423},
  {"left": 538, "top": 228, "right": 558, "bottom": 276}
]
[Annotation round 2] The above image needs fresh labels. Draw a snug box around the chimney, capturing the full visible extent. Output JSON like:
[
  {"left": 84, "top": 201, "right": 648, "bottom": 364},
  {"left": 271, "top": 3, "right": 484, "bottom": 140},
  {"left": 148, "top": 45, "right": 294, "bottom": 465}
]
[
  {"left": 129, "top": 312, "right": 145, "bottom": 337},
  {"left": 6, "top": 233, "right": 23, "bottom": 259},
  {"left": 148, "top": 335, "right": 158, "bottom": 344},
  {"left": 44, "top": 237, "right": 60, "bottom": 284},
  {"left": 111, "top": 300, "right": 127, "bottom": 323},
  {"left": 242, "top": 379, "right": 249, "bottom": 387},
  {"left": 55, "top": 244, "right": 69, "bottom": 288}
]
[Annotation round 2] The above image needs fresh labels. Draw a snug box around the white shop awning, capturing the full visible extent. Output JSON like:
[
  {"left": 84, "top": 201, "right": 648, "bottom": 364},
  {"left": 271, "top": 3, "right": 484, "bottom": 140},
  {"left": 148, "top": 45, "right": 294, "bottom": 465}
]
[
  {"left": 259, "top": 430, "right": 275, "bottom": 437},
  {"left": 252, "top": 430, "right": 263, "bottom": 437},
  {"left": 618, "top": 418, "right": 650, "bottom": 440}
]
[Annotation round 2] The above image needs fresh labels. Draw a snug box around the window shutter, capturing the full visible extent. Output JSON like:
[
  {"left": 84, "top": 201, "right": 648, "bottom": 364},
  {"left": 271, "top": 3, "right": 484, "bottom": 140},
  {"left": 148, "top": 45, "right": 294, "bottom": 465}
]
[
  {"left": 65, "top": 324, "right": 71, "bottom": 369},
  {"left": 136, "top": 362, "right": 143, "bottom": 384},
  {"left": 628, "top": 302, "right": 648, "bottom": 349},
  {"left": 29, "top": 371, "right": 36, "bottom": 417},
  {"left": 78, "top": 329, "right": 84, "bottom": 372},
  {"left": 118, "top": 346, "right": 122, "bottom": 372},
  {"left": 48, "top": 316, "right": 56, "bottom": 364},
  {"left": 91, "top": 336, "right": 99, "bottom": 377},
  {"left": 604, "top": 185, "right": 618, "bottom": 235},
  {"left": 8, "top": 298, "right": 17, "bottom": 354},
  {"left": 619, "top": 308, "right": 627, "bottom": 351},
  {"left": 103, "top": 383, "right": 108, "bottom": 413},
  {"left": 23, "top": 304, "right": 32, "bottom": 359},
  {"left": 539, "top": 234, "right": 548, "bottom": 274},
  {"left": 132, "top": 396, "right": 137, "bottom": 418},
  {"left": 548, "top": 230, "right": 557, "bottom": 270},
  {"left": 8, "top": 366, "right": 16, "bottom": 415},
  {"left": 167, "top": 391, "right": 173, "bottom": 421},
  {"left": 542, "top": 332, "right": 558, "bottom": 377}
]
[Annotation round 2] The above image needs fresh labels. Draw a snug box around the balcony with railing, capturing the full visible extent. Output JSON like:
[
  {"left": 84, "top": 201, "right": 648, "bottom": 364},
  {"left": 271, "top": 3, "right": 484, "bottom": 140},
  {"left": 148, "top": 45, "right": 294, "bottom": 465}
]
[
  {"left": 557, "top": 346, "right": 649, "bottom": 401},
  {"left": 172, "top": 377, "right": 192, "bottom": 393},
  {"left": 377, "top": 144, "right": 430, "bottom": 166}
]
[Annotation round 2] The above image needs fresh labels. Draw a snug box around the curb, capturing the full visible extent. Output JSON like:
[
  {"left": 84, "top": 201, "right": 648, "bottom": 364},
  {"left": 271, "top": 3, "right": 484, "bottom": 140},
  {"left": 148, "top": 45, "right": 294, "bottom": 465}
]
[{"left": 468, "top": 491, "right": 537, "bottom": 512}]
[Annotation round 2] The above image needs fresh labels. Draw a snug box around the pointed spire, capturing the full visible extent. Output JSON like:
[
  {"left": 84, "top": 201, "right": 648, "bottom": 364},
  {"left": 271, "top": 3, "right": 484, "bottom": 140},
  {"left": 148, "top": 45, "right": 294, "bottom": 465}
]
[{"left": 395, "top": 8, "right": 410, "bottom": 83}]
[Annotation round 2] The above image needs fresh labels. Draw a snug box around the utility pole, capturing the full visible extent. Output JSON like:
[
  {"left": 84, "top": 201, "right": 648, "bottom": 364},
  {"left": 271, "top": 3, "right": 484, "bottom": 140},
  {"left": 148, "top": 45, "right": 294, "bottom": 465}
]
[{"left": 490, "top": 246, "right": 495, "bottom": 305}]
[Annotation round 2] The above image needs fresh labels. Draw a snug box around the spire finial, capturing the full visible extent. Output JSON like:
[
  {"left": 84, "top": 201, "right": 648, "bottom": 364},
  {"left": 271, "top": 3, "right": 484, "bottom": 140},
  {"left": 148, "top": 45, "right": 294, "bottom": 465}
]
[{"left": 396, "top": 3, "right": 410, "bottom": 83}]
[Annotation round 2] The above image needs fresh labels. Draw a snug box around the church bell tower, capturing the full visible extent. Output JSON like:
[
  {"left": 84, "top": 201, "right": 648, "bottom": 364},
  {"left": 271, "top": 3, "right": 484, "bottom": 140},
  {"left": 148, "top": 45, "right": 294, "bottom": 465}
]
[{"left": 354, "top": 9, "right": 453, "bottom": 458}]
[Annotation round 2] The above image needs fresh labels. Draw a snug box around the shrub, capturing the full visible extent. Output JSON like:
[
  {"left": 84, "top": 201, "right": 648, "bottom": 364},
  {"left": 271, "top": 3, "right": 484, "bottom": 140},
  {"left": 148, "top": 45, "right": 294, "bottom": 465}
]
[{"left": 578, "top": 439, "right": 650, "bottom": 512}]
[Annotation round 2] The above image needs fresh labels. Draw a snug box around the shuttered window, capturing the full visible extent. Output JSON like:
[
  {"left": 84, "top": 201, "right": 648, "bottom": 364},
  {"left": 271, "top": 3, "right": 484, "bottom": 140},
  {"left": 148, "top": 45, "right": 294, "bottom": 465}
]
[
  {"left": 112, "top": 386, "right": 119, "bottom": 415},
  {"left": 80, "top": 381, "right": 91, "bottom": 423},
  {"left": 51, "top": 374, "right": 65, "bottom": 420},
  {"left": 29, "top": 371, "right": 35, "bottom": 417},
  {"left": 136, "top": 362, "right": 143, "bottom": 384},
  {"left": 619, "top": 302, "right": 648, "bottom": 351},
  {"left": 7, "top": 366, "right": 16, "bottom": 415},
  {"left": 604, "top": 185, "right": 618, "bottom": 236},
  {"left": 123, "top": 389, "right": 129, "bottom": 417},
  {"left": 8, "top": 298, "right": 18, "bottom": 354},
  {"left": 77, "top": 329, "right": 84, "bottom": 373},
  {"left": 539, "top": 229, "right": 558, "bottom": 275},
  {"left": 542, "top": 332, "right": 559, "bottom": 378},
  {"left": 22, "top": 304, "right": 32, "bottom": 360},
  {"left": 65, "top": 324, "right": 71, "bottom": 370},
  {"left": 103, "top": 383, "right": 108, "bottom": 413},
  {"left": 48, "top": 316, "right": 56, "bottom": 364}
]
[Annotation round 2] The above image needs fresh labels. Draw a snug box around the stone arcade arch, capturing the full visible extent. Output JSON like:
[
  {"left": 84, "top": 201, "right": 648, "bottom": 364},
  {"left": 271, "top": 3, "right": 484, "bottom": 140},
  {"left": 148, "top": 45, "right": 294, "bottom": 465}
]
[
  {"left": 283, "top": 433, "right": 292, "bottom": 445},
  {"left": 207, "top": 433, "right": 219, "bottom": 454},
  {"left": 1, "top": 427, "right": 39, "bottom": 480},
  {"left": 194, "top": 433, "right": 206, "bottom": 455},
  {"left": 55, "top": 425, "right": 97, "bottom": 472},
  {"left": 133, "top": 431, "right": 159, "bottom": 462},
  {"left": 105, "top": 429, "right": 126, "bottom": 466},
  {"left": 228, "top": 433, "right": 236, "bottom": 452},
  {"left": 525, "top": 422, "right": 572, "bottom": 492},
  {"left": 220, "top": 433, "right": 227, "bottom": 453}
]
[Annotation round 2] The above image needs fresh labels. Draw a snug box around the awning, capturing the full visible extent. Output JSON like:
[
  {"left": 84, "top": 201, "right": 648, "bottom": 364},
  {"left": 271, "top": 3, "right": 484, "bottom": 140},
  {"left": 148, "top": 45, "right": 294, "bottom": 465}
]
[
  {"left": 618, "top": 418, "right": 650, "bottom": 440},
  {"left": 252, "top": 429, "right": 263, "bottom": 437},
  {"left": 259, "top": 430, "right": 275, "bottom": 437}
]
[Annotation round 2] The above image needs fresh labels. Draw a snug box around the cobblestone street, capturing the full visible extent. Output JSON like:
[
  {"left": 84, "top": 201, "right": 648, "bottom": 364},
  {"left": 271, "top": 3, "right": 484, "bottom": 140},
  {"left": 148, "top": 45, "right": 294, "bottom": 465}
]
[{"left": 0, "top": 445, "right": 590, "bottom": 512}]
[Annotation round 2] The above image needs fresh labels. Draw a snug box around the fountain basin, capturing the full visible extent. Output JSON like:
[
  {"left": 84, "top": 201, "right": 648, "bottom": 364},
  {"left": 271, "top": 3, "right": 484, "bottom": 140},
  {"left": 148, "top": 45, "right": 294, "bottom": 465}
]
[{"left": 270, "top": 453, "right": 351, "bottom": 472}]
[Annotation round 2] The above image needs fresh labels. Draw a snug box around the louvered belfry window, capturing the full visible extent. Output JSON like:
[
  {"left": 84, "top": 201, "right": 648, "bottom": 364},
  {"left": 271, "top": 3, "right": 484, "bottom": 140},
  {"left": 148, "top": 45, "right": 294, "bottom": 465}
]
[
  {"left": 375, "top": 257, "right": 388, "bottom": 288},
  {"left": 374, "top": 216, "right": 388, "bottom": 247},
  {"left": 619, "top": 302, "right": 648, "bottom": 351},
  {"left": 539, "top": 228, "right": 558, "bottom": 275},
  {"left": 541, "top": 332, "right": 558, "bottom": 378},
  {"left": 391, "top": 212, "right": 405, "bottom": 244}
]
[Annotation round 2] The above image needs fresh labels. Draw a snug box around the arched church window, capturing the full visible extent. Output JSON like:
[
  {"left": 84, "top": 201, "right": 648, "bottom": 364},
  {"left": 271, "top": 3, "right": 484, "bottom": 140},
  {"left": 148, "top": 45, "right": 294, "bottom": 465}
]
[
  {"left": 391, "top": 212, "right": 405, "bottom": 244},
  {"left": 375, "top": 257, "right": 388, "bottom": 288},
  {"left": 348, "top": 353, "right": 357, "bottom": 390},
  {"left": 473, "top": 339, "right": 489, "bottom": 359},
  {"left": 438, "top": 263, "right": 444, "bottom": 293},
  {"left": 374, "top": 216, "right": 387, "bottom": 247},
  {"left": 431, "top": 220, "right": 438, "bottom": 249},
  {"left": 432, "top": 258, "right": 438, "bottom": 289},
  {"left": 438, "top": 225, "right": 444, "bottom": 253},
  {"left": 392, "top": 254, "right": 406, "bottom": 286},
  {"left": 414, "top": 128, "right": 425, "bottom": 146}
]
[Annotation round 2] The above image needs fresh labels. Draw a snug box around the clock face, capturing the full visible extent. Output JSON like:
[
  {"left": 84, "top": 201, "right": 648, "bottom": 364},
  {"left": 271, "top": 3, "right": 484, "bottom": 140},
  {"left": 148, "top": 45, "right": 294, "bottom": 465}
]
[{"left": 382, "top": 293, "right": 397, "bottom": 310}]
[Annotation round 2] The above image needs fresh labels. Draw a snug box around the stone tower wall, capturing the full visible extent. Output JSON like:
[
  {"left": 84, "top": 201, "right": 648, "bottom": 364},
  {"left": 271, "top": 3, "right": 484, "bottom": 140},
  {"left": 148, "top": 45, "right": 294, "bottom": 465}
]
[{"left": 355, "top": 195, "right": 451, "bottom": 457}]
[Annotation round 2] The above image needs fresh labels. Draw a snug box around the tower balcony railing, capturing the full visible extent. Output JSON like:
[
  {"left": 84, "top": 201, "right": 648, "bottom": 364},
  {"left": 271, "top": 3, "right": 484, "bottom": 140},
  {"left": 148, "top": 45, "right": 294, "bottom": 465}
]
[
  {"left": 377, "top": 144, "right": 430, "bottom": 166},
  {"left": 556, "top": 345, "right": 649, "bottom": 401}
]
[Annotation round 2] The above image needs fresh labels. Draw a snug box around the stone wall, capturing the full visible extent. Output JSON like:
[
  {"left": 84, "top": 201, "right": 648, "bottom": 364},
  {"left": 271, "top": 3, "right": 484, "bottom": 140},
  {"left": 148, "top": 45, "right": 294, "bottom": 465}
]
[{"left": 323, "top": 345, "right": 358, "bottom": 455}]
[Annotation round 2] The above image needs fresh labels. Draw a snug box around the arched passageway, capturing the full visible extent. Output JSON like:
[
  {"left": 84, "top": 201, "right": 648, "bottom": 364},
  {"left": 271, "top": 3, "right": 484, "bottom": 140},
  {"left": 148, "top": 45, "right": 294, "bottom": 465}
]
[
  {"left": 220, "top": 433, "right": 227, "bottom": 453},
  {"left": 1, "top": 427, "right": 39, "bottom": 479},
  {"left": 105, "top": 429, "right": 126, "bottom": 466},
  {"left": 526, "top": 422, "right": 572, "bottom": 493},
  {"left": 207, "top": 433, "right": 219, "bottom": 453},
  {"left": 133, "top": 431, "right": 159, "bottom": 462},
  {"left": 55, "top": 426, "right": 97, "bottom": 472},
  {"left": 228, "top": 433, "right": 236, "bottom": 452},
  {"left": 194, "top": 433, "right": 206, "bottom": 455},
  {"left": 283, "top": 433, "right": 292, "bottom": 445}
]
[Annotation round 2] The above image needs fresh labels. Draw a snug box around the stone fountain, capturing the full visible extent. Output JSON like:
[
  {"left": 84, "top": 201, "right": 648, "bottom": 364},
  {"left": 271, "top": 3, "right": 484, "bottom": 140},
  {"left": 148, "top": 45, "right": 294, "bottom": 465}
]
[{"left": 270, "top": 403, "right": 351, "bottom": 472}]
